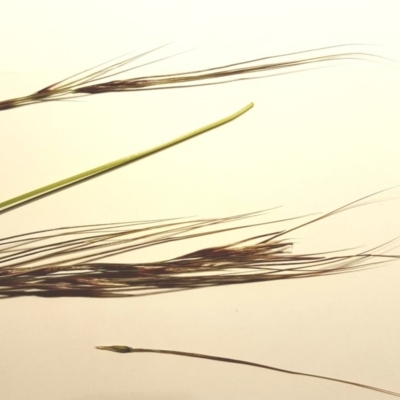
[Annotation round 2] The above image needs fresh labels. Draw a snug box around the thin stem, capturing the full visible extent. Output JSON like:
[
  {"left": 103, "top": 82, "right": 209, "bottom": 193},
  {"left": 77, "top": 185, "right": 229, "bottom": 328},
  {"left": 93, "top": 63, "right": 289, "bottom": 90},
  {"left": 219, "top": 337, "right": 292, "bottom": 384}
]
[
  {"left": 0, "top": 102, "right": 253, "bottom": 215},
  {"left": 96, "top": 345, "right": 400, "bottom": 397}
]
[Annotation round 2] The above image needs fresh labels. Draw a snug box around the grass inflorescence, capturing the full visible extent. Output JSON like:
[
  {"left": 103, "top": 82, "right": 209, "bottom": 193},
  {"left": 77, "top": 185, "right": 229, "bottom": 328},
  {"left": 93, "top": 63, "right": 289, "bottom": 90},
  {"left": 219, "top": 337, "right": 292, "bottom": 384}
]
[
  {"left": 0, "top": 44, "right": 388, "bottom": 112},
  {"left": 1, "top": 189, "right": 398, "bottom": 299}
]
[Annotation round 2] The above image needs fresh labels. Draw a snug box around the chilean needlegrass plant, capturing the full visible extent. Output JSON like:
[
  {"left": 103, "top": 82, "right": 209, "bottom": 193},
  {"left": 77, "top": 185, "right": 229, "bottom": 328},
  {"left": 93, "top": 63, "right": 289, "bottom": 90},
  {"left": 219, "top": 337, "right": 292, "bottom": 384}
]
[{"left": 2, "top": 43, "right": 399, "bottom": 398}]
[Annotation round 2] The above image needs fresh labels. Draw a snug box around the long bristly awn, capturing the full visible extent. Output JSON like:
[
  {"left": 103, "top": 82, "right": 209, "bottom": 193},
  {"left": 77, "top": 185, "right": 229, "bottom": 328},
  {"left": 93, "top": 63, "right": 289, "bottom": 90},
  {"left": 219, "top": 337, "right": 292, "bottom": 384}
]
[{"left": 95, "top": 345, "right": 400, "bottom": 397}]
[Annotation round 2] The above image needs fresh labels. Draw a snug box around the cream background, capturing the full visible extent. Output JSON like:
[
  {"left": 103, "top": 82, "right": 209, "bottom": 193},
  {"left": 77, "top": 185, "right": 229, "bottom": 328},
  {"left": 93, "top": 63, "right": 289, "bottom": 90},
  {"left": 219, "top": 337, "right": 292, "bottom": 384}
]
[{"left": 1, "top": 1, "right": 400, "bottom": 399}]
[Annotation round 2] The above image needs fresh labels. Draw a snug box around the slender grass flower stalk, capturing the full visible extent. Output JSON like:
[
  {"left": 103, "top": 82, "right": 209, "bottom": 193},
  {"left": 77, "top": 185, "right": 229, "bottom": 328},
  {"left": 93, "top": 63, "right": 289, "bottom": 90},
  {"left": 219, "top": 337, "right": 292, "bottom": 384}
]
[
  {"left": 0, "top": 44, "right": 387, "bottom": 111},
  {"left": 95, "top": 345, "right": 400, "bottom": 397},
  {"left": 0, "top": 188, "right": 398, "bottom": 298}
]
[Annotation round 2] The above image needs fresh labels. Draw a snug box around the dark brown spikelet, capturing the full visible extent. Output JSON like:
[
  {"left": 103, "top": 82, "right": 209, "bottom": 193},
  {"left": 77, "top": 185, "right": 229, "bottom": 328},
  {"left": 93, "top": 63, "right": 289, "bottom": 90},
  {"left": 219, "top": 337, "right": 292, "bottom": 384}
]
[
  {"left": 0, "top": 190, "right": 398, "bottom": 298},
  {"left": 0, "top": 44, "right": 389, "bottom": 111}
]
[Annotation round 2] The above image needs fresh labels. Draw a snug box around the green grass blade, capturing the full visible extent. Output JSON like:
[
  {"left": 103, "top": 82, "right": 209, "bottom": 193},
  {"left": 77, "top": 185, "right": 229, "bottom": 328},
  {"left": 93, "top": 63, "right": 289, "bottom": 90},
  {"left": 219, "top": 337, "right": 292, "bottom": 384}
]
[{"left": 0, "top": 102, "right": 253, "bottom": 215}]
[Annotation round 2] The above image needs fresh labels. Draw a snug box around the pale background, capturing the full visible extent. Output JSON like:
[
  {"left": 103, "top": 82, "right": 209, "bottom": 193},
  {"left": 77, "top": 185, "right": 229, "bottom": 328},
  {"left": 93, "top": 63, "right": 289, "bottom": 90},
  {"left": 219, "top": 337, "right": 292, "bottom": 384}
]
[{"left": 1, "top": 1, "right": 400, "bottom": 399}]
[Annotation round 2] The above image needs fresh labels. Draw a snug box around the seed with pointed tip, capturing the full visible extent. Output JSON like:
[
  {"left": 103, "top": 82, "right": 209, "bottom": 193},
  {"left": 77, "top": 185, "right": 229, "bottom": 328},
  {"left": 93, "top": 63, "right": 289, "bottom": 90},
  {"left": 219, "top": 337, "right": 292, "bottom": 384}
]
[{"left": 96, "top": 345, "right": 133, "bottom": 353}]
